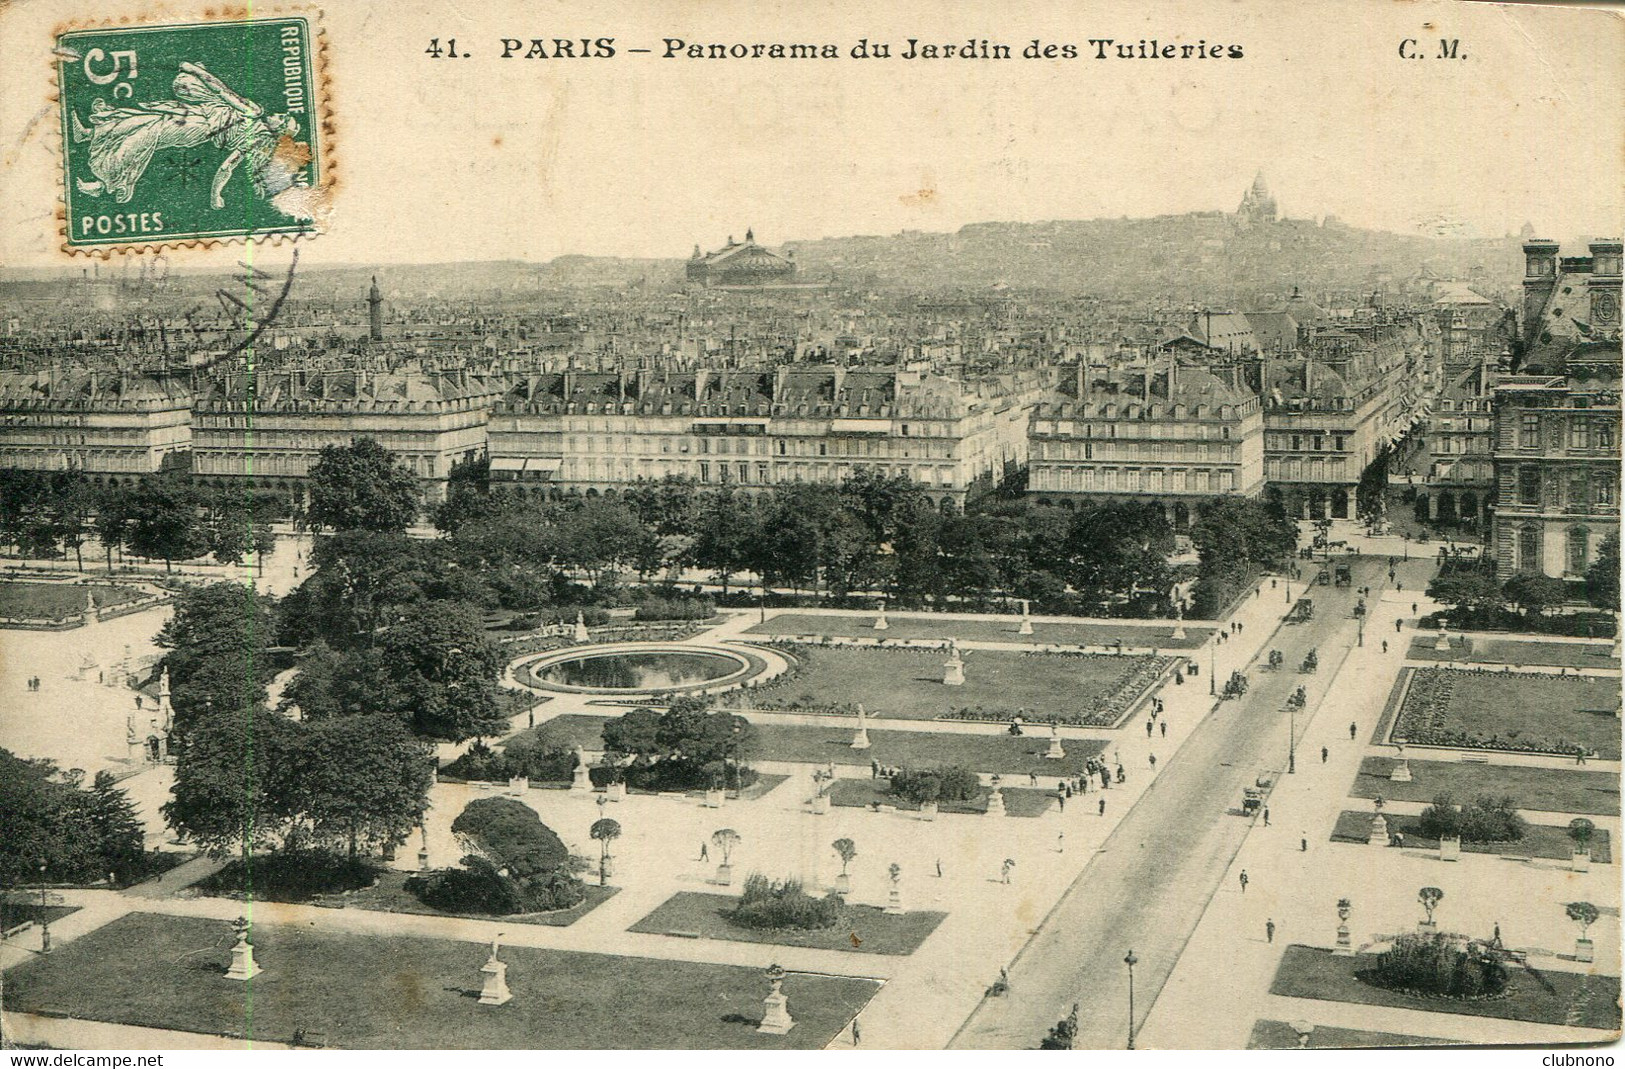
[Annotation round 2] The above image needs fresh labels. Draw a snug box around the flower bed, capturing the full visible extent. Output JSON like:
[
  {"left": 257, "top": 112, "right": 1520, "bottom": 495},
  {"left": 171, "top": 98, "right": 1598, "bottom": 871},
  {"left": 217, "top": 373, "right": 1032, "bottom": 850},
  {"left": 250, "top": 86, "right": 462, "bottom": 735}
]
[{"left": 1391, "top": 668, "right": 1621, "bottom": 759}]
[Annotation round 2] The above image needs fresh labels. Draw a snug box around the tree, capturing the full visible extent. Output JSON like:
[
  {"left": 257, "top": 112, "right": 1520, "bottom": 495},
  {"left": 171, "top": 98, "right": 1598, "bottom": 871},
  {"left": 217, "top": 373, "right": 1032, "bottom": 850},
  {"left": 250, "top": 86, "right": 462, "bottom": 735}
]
[
  {"left": 590, "top": 818, "right": 622, "bottom": 886},
  {"left": 832, "top": 838, "right": 857, "bottom": 877},
  {"left": 91, "top": 483, "right": 137, "bottom": 571},
  {"left": 689, "top": 487, "right": 758, "bottom": 595},
  {"left": 124, "top": 474, "right": 208, "bottom": 571},
  {"left": 1418, "top": 886, "right": 1444, "bottom": 926},
  {"left": 1566, "top": 901, "right": 1600, "bottom": 941},
  {"left": 711, "top": 828, "right": 741, "bottom": 867},
  {"left": 1568, "top": 818, "right": 1597, "bottom": 855},
  {"left": 1585, "top": 533, "right": 1620, "bottom": 611},
  {"left": 285, "top": 714, "right": 433, "bottom": 859},
  {"left": 1501, "top": 574, "right": 1567, "bottom": 617},
  {"left": 598, "top": 698, "right": 756, "bottom": 791},
  {"left": 306, "top": 438, "right": 421, "bottom": 535},
  {"left": 369, "top": 599, "right": 508, "bottom": 740},
  {"left": 0, "top": 749, "right": 115, "bottom": 886},
  {"left": 162, "top": 706, "right": 299, "bottom": 855},
  {"left": 1427, "top": 570, "right": 1506, "bottom": 621},
  {"left": 155, "top": 583, "right": 277, "bottom": 735},
  {"left": 88, "top": 771, "right": 145, "bottom": 882}
]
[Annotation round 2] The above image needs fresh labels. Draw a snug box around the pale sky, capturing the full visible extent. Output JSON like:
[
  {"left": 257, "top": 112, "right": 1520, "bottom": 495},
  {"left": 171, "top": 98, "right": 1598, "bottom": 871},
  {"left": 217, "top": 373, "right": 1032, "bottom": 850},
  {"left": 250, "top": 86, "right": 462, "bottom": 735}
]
[{"left": 2, "top": 0, "right": 1621, "bottom": 269}]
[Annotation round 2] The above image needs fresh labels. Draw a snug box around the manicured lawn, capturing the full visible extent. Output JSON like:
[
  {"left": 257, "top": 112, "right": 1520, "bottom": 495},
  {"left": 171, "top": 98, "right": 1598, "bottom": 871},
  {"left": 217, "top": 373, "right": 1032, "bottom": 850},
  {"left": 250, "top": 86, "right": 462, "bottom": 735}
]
[
  {"left": 1408, "top": 636, "right": 1619, "bottom": 670},
  {"left": 0, "top": 581, "right": 141, "bottom": 620},
  {"left": 748, "top": 612, "right": 1213, "bottom": 649},
  {"left": 1248, "top": 1019, "right": 1453, "bottom": 1049},
  {"left": 1269, "top": 944, "right": 1622, "bottom": 1031},
  {"left": 745, "top": 645, "right": 1173, "bottom": 726},
  {"left": 1329, "top": 810, "right": 1613, "bottom": 863},
  {"left": 341, "top": 871, "right": 618, "bottom": 927},
  {"left": 1391, "top": 668, "right": 1620, "bottom": 759},
  {"left": 1, "top": 912, "right": 880, "bottom": 1049},
  {"left": 0, "top": 902, "right": 80, "bottom": 934},
  {"left": 1350, "top": 757, "right": 1620, "bottom": 816},
  {"left": 827, "top": 777, "right": 1060, "bottom": 818},
  {"left": 628, "top": 891, "right": 946, "bottom": 956},
  {"left": 512, "top": 714, "right": 1105, "bottom": 776}
]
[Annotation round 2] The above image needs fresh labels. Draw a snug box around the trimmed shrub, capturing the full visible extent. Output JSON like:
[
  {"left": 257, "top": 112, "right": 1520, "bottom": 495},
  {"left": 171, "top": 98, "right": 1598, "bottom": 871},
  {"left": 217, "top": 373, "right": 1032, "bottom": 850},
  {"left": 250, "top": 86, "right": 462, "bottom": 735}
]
[
  {"left": 450, "top": 797, "right": 570, "bottom": 880},
  {"left": 728, "top": 874, "right": 842, "bottom": 931},
  {"left": 409, "top": 857, "right": 586, "bottom": 916},
  {"left": 1368, "top": 930, "right": 1508, "bottom": 999},
  {"left": 890, "top": 765, "right": 981, "bottom": 805},
  {"left": 195, "top": 851, "right": 380, "bottom": 903},
  {"left": 1458, "top": 795, "right": 1525, "bottom": 844},
  {"left": 1418, "top": 793, "right": 1524, "bottom": 844},
  {"left": 1417, "top": 794, "right": 1464, "bottom": 840},
  {"left": 634, "top": 594, "right": 715, "bottom": 622}
]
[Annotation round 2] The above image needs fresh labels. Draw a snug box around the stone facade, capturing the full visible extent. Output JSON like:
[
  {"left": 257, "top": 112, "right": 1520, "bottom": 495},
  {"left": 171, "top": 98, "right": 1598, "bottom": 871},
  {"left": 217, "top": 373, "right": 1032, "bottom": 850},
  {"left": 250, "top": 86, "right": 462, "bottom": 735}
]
[
  {"left": 488, "top": 365, "right": 1043, "bottom": 506},
  {"left": 0, "top": 370, "right": 191, "bottom": 479}
]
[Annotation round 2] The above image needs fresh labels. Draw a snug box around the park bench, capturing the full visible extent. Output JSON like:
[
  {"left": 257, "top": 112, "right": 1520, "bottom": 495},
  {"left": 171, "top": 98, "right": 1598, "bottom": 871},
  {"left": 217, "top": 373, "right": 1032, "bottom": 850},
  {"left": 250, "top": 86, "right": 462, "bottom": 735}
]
[
  {"left": 668, "top": 930, "right": 702, "bottom": 939},
  {"left": 1498, "top": 854, "right": 1533, "bottom": 864},
  {"left": 1459, "top": 755, "right": 1490, "bottom": 763}
]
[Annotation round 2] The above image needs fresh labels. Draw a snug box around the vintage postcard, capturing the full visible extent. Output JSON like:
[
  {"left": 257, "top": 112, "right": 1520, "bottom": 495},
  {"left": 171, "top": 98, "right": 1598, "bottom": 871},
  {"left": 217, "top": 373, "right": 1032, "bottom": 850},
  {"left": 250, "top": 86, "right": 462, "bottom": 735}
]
[{"left": 0, "top": 0, "right": 1620, "bottom": 1058}]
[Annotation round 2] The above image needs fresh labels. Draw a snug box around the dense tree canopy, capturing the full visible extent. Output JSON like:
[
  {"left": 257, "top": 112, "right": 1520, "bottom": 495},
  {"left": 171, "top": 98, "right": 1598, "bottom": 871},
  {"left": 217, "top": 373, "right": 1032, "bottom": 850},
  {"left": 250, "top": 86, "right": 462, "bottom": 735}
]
[
  {"left": 156, "top": 582, "right": 279, "bottom": 735},
  {"left": 306, "top": 437, "right": 422, "bottom": 535},
  {"left": 0, "top": 750, "right": 147, "bottom": 886}
]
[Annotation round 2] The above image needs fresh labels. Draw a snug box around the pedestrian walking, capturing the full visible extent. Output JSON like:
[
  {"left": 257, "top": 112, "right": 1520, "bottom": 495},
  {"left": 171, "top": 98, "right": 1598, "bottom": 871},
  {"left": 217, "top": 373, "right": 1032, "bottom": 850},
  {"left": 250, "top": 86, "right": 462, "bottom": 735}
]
[
  {"left": 1266, "top": 919, "right": 1276, "bottom": 943},
  {"left": 1381, "top": 640, "right": 1388, "bottom": 654},
  {"left": 1300, "top": 836, "right": 1308, "bottom": 853},
  {"left": 1411, "top": 602, "right": 1418, "bottom": 615},
  {"left": 1098, "top": 797, "right": 1106, "bottom": 816},
  {"left": 1057, "top": 832, "right": 1065, "bottom": 854},
  {"left": 1395, "top": 618, "right": 1402, "bottom": 633},
  {"left": 1146, "top": 719, "right": 1154, "bottom": 738},
  {"left": 852, "top": 1017, "right": 861, "bottom": 1047},
  {"left": 935, "top": 858, "right": 943, "bottom": 878},
  {"left": 1148, "top": 753, "right": 1157, "bottom": 770},
  {"left": 1058, "top": 794, "right": 1066, "bottom": 813},
  {"left": 1160, "top": 721, "right": 1168, "bottom": 738},
  {"left": 699, "top": 842, "right": 709, "bottom": 862},
  {"left": 1239, "top": 870, "right": 1249, "bottom": 893},
  {"left": 1349, "top": 721, "right": 1357, "bottom": 740},
  {"left": 1263, "top": 806, "right": 1270, "bottom": 826},
  {"left": 1321, "top": 746, "right": 1329, "bottom": 763}
]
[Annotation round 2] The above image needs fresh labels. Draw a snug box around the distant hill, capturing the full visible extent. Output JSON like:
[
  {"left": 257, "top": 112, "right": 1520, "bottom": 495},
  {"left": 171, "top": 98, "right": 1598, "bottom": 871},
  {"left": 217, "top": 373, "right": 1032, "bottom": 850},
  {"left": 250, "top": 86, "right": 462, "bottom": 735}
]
[
  {"left": 0, "top": 213, "right": 1527, "bottom": 302},
  {"left": 777, "top": 214, "right": 1525, "bottom": 303}
]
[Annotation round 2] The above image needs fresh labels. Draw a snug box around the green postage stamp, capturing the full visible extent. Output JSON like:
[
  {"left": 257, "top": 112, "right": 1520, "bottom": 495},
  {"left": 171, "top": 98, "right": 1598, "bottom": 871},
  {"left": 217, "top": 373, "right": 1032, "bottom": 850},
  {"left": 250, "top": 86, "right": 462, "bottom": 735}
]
[{"left": 56, "top": 14, "right": 329, "bottom": 252}]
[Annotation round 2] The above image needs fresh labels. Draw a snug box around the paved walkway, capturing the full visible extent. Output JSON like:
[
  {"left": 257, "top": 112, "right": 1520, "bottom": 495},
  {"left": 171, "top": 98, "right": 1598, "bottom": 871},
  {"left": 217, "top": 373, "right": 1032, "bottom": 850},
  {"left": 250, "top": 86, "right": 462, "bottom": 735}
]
[
  {"left": 1138, "top": 574, "right": 1621, "bottom": 1049},
  {"left": 950, "top": 562, "right": 1382, "bottom": 1049}
]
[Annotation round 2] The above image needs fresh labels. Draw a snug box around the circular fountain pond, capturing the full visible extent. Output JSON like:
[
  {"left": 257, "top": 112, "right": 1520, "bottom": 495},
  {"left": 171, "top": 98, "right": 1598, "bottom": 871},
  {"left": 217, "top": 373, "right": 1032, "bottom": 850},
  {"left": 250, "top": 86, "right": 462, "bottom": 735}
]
[{"left": 518, "top": 643, "right": 766, "bottom": 695}]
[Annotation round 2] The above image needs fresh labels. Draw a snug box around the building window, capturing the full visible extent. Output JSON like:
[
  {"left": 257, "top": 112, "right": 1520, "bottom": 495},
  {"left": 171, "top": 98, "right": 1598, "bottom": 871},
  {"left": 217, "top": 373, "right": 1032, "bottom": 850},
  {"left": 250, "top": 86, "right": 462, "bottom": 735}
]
[
  {"left": 1518, "top": 525, "right": 1541, "bottom": 574},
  {"left": 698, "top": 462, "right": 710, "bottom": 483},
  {"left": 1570, "top": 472, "right": 1590, "bottom": 509},
  {"left": 1599, "top": 478, "right": 1616, "bottom": 507},
  {"left": 1518, "top": 468, "right": 1541, "bottom": 506},
  {"left": 1520, "top": 415, "right": 1540, "bottom": 449},
  {"left": 1570, "top": 420, "right": 1591, "bottom": 450},
  {"left": 1568, "top": 527, "right": 1590, "bottom": 575}
]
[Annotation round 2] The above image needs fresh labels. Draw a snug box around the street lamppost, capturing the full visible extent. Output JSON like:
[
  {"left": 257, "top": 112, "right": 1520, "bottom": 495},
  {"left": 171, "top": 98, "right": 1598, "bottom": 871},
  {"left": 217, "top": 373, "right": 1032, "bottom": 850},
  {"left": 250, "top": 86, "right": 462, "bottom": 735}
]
[
  {"left": 37, "top": 862, "right": 50, "bottom": 955},
  {"left": 1209, "top": 636, "right": 1217, "bottom": 697},
  {"left": 1124, "top": 949, "right": 1138, "bottom": 1049},
  {"left": 1288, "top": 701, "right": 1297, "bottom": 775}
]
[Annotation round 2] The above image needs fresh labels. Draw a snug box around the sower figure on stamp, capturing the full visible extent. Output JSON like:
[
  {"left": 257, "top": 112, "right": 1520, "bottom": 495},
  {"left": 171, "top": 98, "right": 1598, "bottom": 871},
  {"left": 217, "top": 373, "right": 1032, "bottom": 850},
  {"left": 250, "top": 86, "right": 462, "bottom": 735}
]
[{"left": 72, "top": 62, "right": 304, "bottom": 210}]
